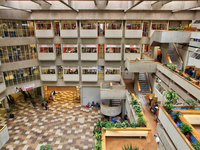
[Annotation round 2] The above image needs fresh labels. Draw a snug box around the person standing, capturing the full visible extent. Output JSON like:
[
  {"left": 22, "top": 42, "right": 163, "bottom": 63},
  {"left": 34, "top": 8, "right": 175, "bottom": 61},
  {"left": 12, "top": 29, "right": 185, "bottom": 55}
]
[{"left": 44, "top": 101, "right": 47, "bottom": 111}]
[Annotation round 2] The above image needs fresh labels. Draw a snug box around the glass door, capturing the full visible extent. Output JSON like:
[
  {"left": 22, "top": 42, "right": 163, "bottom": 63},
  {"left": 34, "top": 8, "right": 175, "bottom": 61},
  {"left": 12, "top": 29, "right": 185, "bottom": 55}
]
[
  {"left": 98, "top": 21, "right": 105, "bottom": 37},
  {"left": 98, "top": 44, "right": 104, "bottom": 59},
  {"left": 142, "top": 21, "right": 149, "bottom": 37},
  {"left": 98, "top": 66, "right": 104, "bottom": 80}
]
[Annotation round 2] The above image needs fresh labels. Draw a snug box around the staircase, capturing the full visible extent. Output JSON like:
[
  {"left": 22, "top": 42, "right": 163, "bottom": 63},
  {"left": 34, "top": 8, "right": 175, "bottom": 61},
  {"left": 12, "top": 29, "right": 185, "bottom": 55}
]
[
  {"left": 168, "top": 43, "right": 182, "bottom": 70},
  {"left": 111, "top": 99, "right": 121, "bottom": 107},
  {"left": 139, "top": 73, "right": 150, "bottom": 96}
]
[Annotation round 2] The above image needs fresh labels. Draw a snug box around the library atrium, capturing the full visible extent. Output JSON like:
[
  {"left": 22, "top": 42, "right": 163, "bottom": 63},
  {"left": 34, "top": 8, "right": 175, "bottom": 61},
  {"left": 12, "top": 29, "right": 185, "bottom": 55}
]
[{"left": 0, "top": 0, "right": 200, "bottom": 150}]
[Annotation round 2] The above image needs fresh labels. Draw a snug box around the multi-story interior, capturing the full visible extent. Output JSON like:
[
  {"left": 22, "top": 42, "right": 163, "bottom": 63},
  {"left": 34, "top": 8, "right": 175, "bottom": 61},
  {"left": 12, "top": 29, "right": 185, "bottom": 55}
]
[{"left": 0, "top": 0, "right": 200, "bottom": 150}]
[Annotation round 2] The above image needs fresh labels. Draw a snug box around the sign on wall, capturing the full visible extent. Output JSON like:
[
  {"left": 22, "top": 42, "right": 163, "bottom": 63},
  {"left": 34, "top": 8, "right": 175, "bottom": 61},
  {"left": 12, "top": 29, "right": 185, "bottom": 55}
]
[{"left": 15, "top": 83, "right": 35, "bottom": 93}]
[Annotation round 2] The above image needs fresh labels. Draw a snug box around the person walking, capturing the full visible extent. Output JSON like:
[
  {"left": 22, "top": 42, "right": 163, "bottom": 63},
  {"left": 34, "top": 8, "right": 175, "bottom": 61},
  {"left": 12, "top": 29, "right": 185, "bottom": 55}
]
[{"left": 44, "top": 101, "right": 47, "bottom": 111}]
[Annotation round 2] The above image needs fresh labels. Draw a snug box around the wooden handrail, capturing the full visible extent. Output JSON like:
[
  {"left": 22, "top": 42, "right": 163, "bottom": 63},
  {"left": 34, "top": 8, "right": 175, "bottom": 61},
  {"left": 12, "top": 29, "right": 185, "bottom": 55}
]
[
  {"left": 160, "top": 106, "right": 195, "bottom": 150},
  {"left": 137, "top": 80, "right": 141, "bottom": 92},
  {"left": 146, "top": 73, "right": 152, "bottom": 93},
  {"left": 173, "top": 43, "right": 183, "bottom": 64},
  {"left": 166, "top": 54, "right": 172, "bottom": 64}
]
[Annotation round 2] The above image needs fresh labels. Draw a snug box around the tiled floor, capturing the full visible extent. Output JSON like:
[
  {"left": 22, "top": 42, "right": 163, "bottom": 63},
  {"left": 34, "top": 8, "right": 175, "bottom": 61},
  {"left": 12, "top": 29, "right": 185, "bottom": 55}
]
[{"left": 1, "top": 91, "right": 103, "bottom": 150}]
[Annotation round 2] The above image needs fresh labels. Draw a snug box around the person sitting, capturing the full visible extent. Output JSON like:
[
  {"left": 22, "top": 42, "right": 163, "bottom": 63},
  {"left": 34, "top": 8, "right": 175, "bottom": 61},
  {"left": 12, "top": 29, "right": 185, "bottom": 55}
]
[
  {"left": 150, "top": 102, "right": 158, "bottom": 115},
  {"left": 186, "top": 67, "right": 194, "bottom": 76},
  {"left": 95, "top": 103, "right": 100, "bottom": 107},
  {"left": 149, "top": 97, "right": 153, "bottom": 106},
  {"left": 86, "top": 102, "right": 91, "bottom": 108},
  {"left": 91, "top": 101, "right": 95, "bottom": 107}
]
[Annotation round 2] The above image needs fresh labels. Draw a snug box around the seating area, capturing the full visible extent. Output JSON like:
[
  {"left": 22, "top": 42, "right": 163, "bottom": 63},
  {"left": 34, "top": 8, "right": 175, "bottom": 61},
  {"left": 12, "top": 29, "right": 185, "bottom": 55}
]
[{"left": 145, "top": 93, "right": 161, "bottom": 118}]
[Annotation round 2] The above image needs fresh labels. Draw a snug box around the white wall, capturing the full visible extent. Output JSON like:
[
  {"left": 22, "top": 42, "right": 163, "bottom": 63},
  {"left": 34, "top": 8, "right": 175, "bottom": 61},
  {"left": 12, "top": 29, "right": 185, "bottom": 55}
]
[
  {"left": 125, "top": 30, "right": 142, "bottom": 38},
  {"left": 188, "top": 57, "right": 200, "bottom": 68},
  {"left": 60, "top": 30, "right": 78, "bottom": 38},
  {"left": 105, "top": 30, "right": 122, "bottom": 38},
  {"left": 82, "top": 87, "right": 101, "bottom": 105}
]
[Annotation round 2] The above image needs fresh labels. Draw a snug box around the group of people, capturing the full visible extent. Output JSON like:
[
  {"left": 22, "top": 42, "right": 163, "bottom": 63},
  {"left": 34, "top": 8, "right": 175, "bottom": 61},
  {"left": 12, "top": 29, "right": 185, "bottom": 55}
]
[{"left": 86, "top": 101, "right": 100, "bottom": 108}]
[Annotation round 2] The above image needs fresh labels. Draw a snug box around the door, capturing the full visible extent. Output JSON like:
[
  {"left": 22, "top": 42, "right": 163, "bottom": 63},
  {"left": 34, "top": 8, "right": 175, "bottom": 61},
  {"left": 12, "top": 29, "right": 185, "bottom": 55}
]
[
  {"left": 142, "top": 21, "right": 149, "bottom": 37},
  {"left": 98, "top": 44, "right": 104, "bottom": 59},
  {"left": 98, "top": 21, "right": 105, "bottom": 37}
]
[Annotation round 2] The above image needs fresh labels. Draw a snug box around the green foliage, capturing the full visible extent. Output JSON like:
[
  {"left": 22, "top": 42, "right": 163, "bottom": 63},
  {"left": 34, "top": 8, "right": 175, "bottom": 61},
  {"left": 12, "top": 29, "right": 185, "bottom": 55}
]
[
  {"left": 40, "top": 145, "right": 53, "bottom": 150},
  {"left": 129, "top": 99, "right": 139, "bottom": 105},
  {"left": 168, "top": 64, "right": 177, "bottom": 71},
  {"left": 163, "top": 63, "right": 168, "bottom": 67},
  {"left": 164, "top": 90, "right": 179, "bottom": 103},
  {"left": 172, "top": 111, "right": 183, "bottom": 119},
  {"left": 185, "top": 99, "right": 198, "bottom": 108},
  {"left": 122, "top": 144, "right": 141, "bottom": 150},
  {"left": 137, "top": 117, "right": 147, "bottom": 127},
  {"left": 133, "top": 105, "right": 142, "bottom": 113},
  {"left": 165, "top": 101, "right": 173, "bottom": 110},
  {"left": 95, "top": 132, "right": 102, "bottom": 141},
  {"left": 93, "top": 119, "right": 106, "bottom": 136},
  {"left": 6, "top": 104, "right": 16, "bottom": 113},
  {"left": 185, "top": 76, "right": 191, "bottom": 81},
  {"left": 130, "top": 122, "right": 137, "bottom": 128},
  {"left": 114, "top": 120, "right": 123, "bottom": 128},
  {"left": 180, "top": 123, "right": 192, "bottom": 134},
  {"left": 136, "top": 112, "right": 143, "bottom": 117},
  {"left": 94, "top": 139, "right": 102, "bottom": 150},
  {"left": 168, "top": 26, "right": 185, "bottom": 31},
  {"left": 105, "top": 121, "right": 114, "bottom": 129},
  {"left": 192, "top": 142, "right": 200, "bottom": 150},
  {"left": 121, "top": 120, "right": 129, "bottom": 128},
  {"left": 41, "top": 97, "right": 47, "bottom": 102}
]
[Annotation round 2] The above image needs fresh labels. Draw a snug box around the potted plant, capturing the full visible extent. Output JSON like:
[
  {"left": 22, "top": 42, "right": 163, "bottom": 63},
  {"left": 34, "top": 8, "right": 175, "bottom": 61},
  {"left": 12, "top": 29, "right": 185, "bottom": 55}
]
[
  {"left": 164, "top": 90, "right": 178, "bottom": 113},
  {"left": 172, "top": 111, "right": 183, "bottom": 123},
  {"left": 133, "top": 105, "right": 142, "bottom": 113},
  {"left": 129, "top": 99, "right": 139, "bottom": 105},
  {"left": 121, "top": 120, "right": 129, "bottom": 128},
  {"left": 122, "top": 144, "right": 140, "bottom": 150},
  {"left": 105, "top": 121, "right": 114, "bottom": 129},
  {"left": 185, "top": 76, "right": 191, "bottom": 81},
  {"left": 94, "top": 139, "right": 102, "bottom": 150},
  {"left": 93, "top": 119, "right": 106, "bottom": 136},
  {"left": 40, "top": 144, "right": 53, "bottom": 150},
  {"left": 180, "top": 123, "right": 192, "bottom": 136},
  {"left": 185, "top": 99, "right": 198, "bottom": 109},
  {"left": 163, "top": 63, "right": 168, "bottom": 67},
  {"left": 192, "top": 142, "right": 200, "bottom": 150},
  {"left": 6, "top": 104, "right": 16, "bottom": 118},
  {"left": 179, "top": 70, "right": 183, "bottom": 76},
  {"left": 137, "top": 117, "right": 147, "bottom": 127},
  {"left": 114, "top": 120, "right": 122, "bottom": 128},
  {"left": 168, "top": 64, "right": 177, "bottom": 71}
]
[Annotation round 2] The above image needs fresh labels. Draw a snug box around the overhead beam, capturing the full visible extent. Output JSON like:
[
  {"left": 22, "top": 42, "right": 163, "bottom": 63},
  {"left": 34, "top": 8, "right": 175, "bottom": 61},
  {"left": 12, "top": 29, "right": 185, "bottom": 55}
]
[
  {"left": 172, "top": 5, "right": 200, "bottom": 13},
  {"left": 151, "top": 0, "right": 161, "bottom": 6},
  {"left": 162, "top": 0, "right": 172, "bottom": 6},
  {"left": 94, "top": 0, "right": 97, "bottom": 6},
  {"left": 30, "top": 0, "right": 41, "bottom": 6},
  {"left": 124, "top": 0, "right": 144, "bottom": 12},
  {"left": 0, "top": 4, "right": 31, "bottom": 13},
  {"left": 58, "top": 0, "right": 79, "bottom": 12},
  {"left": 42, "top": 0, "right": 52, "bottom": 5}
]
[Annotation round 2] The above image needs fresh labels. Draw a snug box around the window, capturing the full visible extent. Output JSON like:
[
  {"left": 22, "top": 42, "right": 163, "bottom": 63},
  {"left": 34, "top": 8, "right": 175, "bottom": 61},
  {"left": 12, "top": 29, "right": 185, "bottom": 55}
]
[
  {"left": 126, "top": 21, "right": 142, "bottom": 30},
  {"left": 0, "top": 44, "right": 37, "bottom": 64},
  {"left": 82, "top": 67, "right": 97, "bottom": 74},
  {"left": 36, "top": 21, "right": 51, "bottom": 30},
  {"left": 106, "top": 21, "right": 122, "bottom": 30},
  {"left": 105, "top": 66, "right": 120, "bottom": 75},
  {"left": 39, "top": 44, "right": 53, "bottom": 53},
  {"left": 61, "top": 21, "right": 76, "bottom": 30},
  {"left": 0, "top": 20, "right": 34, "bottom": 38},
  {"left": 3, "top": 66, "right": 40, "bottom": 87},
  {"left": 41, "top": 67, "right": 55, "bottom": 74},
  {"left": 81, "top": 21, "right": 96, "bottom": 29},
  {"left": 151, "top": 21, "right": 168, "bottom": 30},
  {"left": 156, "top": 83, "right": 166, "bottom": 95},
  {"left": 106, "top": 45, "right": 121, "bottom": 53},
  {"left": 64, "top": 67, "right": 78, "bottom": 74},
  {"left": 125, "top": 45, "right": 140, "bottom": 53},
  {"left": 82, "top": 45, "right": 97, "bottom": 53},
  {"left": 63, "top": 44, "right": 77, "bottom": 53},
  {"left": 57, "top": 66, "right": 63, "bottom": 79}
]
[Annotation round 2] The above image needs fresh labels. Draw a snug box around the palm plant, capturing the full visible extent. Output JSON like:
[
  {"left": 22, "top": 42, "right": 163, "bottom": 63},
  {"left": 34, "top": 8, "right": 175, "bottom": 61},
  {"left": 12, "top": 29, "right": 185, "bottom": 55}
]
[
  {"left": 185, "top": 99, "right": 198, "bottom": 109},
  {"left": 122, "top": 144, "right": 140, "bottom": 150},
  {"left": 164, "top": 90, "right": 179, "bottom": 103}
]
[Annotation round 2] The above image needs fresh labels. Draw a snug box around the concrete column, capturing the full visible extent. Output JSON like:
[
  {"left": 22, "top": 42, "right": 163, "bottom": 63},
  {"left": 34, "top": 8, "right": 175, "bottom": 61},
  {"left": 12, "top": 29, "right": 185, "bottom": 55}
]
[
  {"left": 133, "top": 72, "right": 139, "bottom": 94},
  {"left": 121, "top": 99, "right": 125, "bottom": 119},
  {"left": 41, "top": 86, "right": 44, "bottom": 98},
  {"left": 160, "top": 43, "right": 169, "bottom": 64}
]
